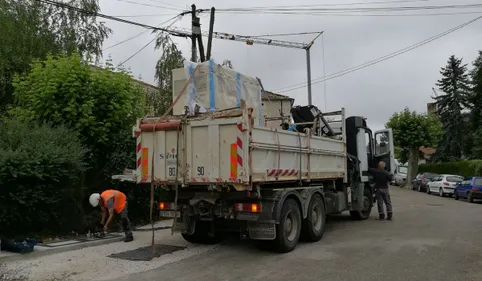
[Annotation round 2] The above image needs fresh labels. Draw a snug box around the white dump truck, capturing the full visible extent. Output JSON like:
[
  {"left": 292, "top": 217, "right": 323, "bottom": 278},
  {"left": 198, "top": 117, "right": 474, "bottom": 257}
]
[{"left": 116, "top": 60, "right": 395, "bottom": 253}]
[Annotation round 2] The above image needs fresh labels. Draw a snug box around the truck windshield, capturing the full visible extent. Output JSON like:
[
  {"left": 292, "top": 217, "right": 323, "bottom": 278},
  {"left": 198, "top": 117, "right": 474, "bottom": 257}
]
[{"left": 398, "top": 166, "right": 408, "bottom": 174}]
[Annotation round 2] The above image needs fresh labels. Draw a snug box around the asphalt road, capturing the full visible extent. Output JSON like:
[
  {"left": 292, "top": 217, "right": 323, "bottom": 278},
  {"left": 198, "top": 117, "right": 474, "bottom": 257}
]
[{"left": 112, "top": 187, "right": 482, "bottom": 281}]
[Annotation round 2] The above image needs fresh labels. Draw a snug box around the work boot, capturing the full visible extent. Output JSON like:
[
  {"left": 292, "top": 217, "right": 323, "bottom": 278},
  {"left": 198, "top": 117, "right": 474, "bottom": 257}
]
[
  {"left": 124, "top": 234, "right": 134, "bottom": 243},
  {"left": 387, "top": 212, "right": 393, "bottom": 221},
  {"left": 378, "top": 214, "right": 385, "bottom": 220}
]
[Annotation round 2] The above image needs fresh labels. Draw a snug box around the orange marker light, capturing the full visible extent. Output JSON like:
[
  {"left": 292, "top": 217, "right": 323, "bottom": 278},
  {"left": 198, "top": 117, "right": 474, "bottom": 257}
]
[
  {"left": 159, "top": 202, "right": 165, "bottom": 210},
  {"left": 251, "top": 204, "right": 258, "bottom": 213}
]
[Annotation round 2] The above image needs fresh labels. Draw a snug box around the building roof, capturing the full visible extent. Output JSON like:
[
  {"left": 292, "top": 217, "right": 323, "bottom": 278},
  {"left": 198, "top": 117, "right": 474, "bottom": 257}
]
[
  {"left": 262, "top": 91, "right": 294, "bottom": 101},
  {"left": 419, "top": 146, "right": 436, "bottom": 155}
]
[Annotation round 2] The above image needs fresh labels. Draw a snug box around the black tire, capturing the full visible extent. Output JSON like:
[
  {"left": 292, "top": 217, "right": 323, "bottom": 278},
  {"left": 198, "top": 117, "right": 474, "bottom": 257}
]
[
  {"left": 301, "top": 194, "right": 326, "bottom": 242},
  {"left": 273, "top": 198, "right": 302, "bottom": 253},
  {"left": 454, "top": 192, "right": 459, "bottom": 200},
  {"left": 417, "top": 185, "right": 422, "bottom": 192},
  {"left": 350, "top": 189, "right": 373, "bottom": 220},
  {"left": 427, "top": 186, "right": 431, "bottom": 194},
  {"left": 468, "top": 192, "right": 474, "bottom": 203},
  {"left": 439, "top": 188, "right": 444, "bottom": 197},
  {"left": 181, "top": 220, "right": 221, "bottom": 245}
]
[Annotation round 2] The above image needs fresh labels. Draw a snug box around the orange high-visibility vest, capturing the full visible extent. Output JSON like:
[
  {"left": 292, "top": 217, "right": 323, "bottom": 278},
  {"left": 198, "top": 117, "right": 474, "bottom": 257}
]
[{"left": 100, "top": 190, "right": 126, "bottom": 214}]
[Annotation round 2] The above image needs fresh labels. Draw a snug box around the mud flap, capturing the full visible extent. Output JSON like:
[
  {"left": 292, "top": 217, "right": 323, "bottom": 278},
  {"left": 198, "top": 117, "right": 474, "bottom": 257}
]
[{"left": 248, "top": 222, "right": 276, "bottom": 240}]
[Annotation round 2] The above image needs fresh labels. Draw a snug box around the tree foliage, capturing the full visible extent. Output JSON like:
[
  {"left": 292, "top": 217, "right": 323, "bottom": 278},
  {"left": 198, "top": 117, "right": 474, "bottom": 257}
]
[
  {"left": 0, "top": 119, "right": 86, "bottom": 237},
  {"left": 0, "top": 0, "right": 110, "bottom": 113},
  {"left": 386, "top": 107, "right": 443, "bottom": 163},
  {"left": 470, "top": 51, "right": 482, "bottom": 158},
  {"left": 433, "top": 55, "right": 472, "bottom": 161},
  {"left": 386, "top": 108, "right": 442, "bottom": 188},
  {"left": 152, "top": 34, "right": 185, "bottom": 116},
  {"left": 10, "top": 53, "right": 145, "bottom": 188}
]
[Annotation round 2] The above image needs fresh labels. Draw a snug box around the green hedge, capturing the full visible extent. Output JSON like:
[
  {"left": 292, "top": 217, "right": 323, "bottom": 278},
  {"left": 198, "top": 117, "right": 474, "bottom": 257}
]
[
  {"left": 418, "top": 160, "right": 482, "bottom": 177},
  {"left": 0, "top": 119, "right": 87, "bottom": 238}
]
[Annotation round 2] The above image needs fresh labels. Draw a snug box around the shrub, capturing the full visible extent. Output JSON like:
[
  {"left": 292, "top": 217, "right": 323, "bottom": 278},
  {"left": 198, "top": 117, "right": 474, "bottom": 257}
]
[
  {"left": 0, "top": 119, "right": 86, "bottom": 237},
  {"left": 418, "top": 160, "right": 482, "bottom": 177}
]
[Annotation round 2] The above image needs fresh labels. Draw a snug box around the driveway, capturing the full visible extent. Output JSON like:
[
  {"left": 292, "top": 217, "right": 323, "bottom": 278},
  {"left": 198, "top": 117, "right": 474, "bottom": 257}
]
[{"left": 111, "top": 187, "right": 482, "bottom": 281}]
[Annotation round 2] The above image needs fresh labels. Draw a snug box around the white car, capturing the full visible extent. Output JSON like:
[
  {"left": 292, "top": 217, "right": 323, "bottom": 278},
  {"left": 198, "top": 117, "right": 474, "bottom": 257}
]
[
  {"left": 393, "top": 165, "right": 408, "bottom": 186},
  {"left": 427, "top": 174, "right": 464, "bottom": 197}
]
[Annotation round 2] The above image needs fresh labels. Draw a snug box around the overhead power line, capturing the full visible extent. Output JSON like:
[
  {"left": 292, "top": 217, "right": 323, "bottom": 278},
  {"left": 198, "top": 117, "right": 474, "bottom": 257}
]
[
  {"left": 274, "top": 16, "right": 482, "bottom": 94},
  {"left": 37, "top": 0, "right": 192, "bottom": 38},
  {"left": 228, "top": 0, "right": 433, "bottom": 9},
  {"left": 113, "top": 0, "right": 184, "bottom": 11},
  {"left": 117, "top": 16, "right": 181, "bottom": 66},
  {"left": 103, "top": 14, "right": 182, "bottom": 51},
  {"left": 217, "top": 3, "right": 482, "bottom": 12}
]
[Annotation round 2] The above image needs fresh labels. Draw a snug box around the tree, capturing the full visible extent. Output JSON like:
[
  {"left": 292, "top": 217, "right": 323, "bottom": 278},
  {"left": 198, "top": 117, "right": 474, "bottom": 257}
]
[
  {"left": 152, "top": 33, "right": 185, "bottom": 116},
  {"left": 470, "top": 51, "right": 482, "bottom": 158},
  {"left": 0, "top": 0, "right": 111, "bottom": 113},
  {"left": 433, "top": 55, "right": 472, "bottom": 161},
  {"left": 10, "top": 54, "right": 145, "bottom": 191},
  {"left": 386, "top": 108, "right": 443, "bottom": 188}
]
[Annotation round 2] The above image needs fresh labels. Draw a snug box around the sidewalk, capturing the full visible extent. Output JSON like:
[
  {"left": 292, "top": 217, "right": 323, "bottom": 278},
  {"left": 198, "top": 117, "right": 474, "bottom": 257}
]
[{"left": 0, "top": 220, "right": 218, "bottom": 281}]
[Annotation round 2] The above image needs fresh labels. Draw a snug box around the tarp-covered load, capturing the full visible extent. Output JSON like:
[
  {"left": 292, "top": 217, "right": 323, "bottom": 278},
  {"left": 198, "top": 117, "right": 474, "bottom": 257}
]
[{"left": 172, "top": 60, "right": 264, "bottom": 125}]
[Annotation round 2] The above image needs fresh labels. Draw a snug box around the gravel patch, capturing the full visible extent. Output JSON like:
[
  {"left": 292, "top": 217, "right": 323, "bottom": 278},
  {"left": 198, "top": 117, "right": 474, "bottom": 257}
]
[{"left": 2, "top": 220, "right": 218, "bottom": 281}]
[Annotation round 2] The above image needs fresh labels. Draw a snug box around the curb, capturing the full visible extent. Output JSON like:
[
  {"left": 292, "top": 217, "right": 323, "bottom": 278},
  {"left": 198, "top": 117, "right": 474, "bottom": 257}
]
[{"left": 0, "top": 235, "right": 124, "bottom": 263}]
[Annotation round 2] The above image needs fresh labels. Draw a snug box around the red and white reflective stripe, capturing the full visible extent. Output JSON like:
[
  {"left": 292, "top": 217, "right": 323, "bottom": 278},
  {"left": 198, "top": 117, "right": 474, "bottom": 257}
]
[
  {"left": 236, "top": 123, "right": 243, "bottom": 168},
  {"left": 266, "top": 169, "right": 298, "bottom": 177},
  {"left": 135, "top": 131, "right": 142, "bottom": 181},
  {"left": 191, "top": 177, "right": 237, "bottom": 183}
]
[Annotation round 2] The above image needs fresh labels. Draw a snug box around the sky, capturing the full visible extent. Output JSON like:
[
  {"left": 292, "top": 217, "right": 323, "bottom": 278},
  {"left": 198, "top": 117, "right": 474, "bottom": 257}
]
[{"left": 98, "top": 0, "right": 482, "bottom": 131}]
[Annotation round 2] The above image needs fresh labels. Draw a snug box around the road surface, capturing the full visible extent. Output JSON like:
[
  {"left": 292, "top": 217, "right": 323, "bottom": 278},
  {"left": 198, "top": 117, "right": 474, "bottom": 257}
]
[{"left": 112, "top": 187, "right": 482, "bottom": 281}]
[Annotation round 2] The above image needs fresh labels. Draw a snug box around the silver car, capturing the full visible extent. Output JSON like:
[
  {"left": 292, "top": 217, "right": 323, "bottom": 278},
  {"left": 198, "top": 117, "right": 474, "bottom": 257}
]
[{"left": 427, "top": 174, "right": 464, "bottom": 197}]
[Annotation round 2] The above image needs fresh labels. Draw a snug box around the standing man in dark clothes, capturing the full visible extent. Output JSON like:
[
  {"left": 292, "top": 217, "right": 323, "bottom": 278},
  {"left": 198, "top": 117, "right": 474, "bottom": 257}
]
[{"left": 368, "top": 161, "right": 394, "bottom": 220}]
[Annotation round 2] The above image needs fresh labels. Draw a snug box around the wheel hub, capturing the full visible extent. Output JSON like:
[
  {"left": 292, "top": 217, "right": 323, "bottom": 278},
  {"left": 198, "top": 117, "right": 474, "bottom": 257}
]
[{"left": 284, "top": 211, "right": 298, "bottom": 242}]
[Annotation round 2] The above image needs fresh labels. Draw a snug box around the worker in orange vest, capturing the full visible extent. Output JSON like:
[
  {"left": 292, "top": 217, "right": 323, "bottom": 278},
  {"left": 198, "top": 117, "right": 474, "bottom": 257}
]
[{"left": 89, "top": 190, "right": 134, "bottom": 242}]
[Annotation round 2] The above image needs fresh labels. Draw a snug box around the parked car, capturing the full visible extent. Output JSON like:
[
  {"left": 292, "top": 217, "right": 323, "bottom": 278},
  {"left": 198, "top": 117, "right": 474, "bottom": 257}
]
[
  {"left": 427, "top": 174, "right": 464, "bottom": 197},
  {"left": 393, "top": 165, "right": 408, "bottom": 186},
  {"left": 413, "top": 173, "right": 439, "bottom": 192},
  {"left": 454, "top": 176, "right": 482, "bottom": 202}
]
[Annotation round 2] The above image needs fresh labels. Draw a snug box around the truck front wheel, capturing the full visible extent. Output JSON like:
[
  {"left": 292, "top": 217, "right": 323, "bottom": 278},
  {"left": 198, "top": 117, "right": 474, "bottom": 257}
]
[
  {"left": 274, "top": 198, "right": 302, "bottom": 253},
  {"left": 350, "top": 189, "right": 373, "bottom": 220},
  {"left": 181, "top": 220, "right": 221, "bottom": 245},
  {"left": 301, "top": 194, "right": 326, "bottom": 242}
]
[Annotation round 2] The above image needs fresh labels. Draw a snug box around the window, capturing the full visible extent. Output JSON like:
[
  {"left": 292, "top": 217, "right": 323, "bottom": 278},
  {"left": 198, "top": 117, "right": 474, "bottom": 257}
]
[
  {"left": 374, "top": 131, "right": 389, "bottom": 155},
  {"left": 425, "top": 173, "right": 438, "bottom": 179},
  {"left": 474, "top": 178, "right": 482, "bottom": 186},
  {"left": 446, "top": 176, "right": 463, "bottom": 183},
  {"left": 398, "top": 166, "right": 408, "bottom": 174}
]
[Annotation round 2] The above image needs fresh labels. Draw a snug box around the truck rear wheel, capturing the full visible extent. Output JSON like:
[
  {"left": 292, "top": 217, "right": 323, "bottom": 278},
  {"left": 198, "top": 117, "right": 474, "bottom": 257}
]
[
  {"left": 350, "top": 189, "right": 372, "bottom": 220},
  {"left": 181, "top": 220, "right": 221, "bottom": 245},
  {"left": 274, "top": 198, "right": 302, "bottom": 253},
  {"left": 301, "top": 194, "right": 326, "bottom": 242}
]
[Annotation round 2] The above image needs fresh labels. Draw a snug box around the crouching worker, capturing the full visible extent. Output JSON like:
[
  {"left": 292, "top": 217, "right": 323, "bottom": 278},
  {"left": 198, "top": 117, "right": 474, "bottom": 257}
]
[{"left": 89, "top": 190, "right": 134, "bottom": 242}]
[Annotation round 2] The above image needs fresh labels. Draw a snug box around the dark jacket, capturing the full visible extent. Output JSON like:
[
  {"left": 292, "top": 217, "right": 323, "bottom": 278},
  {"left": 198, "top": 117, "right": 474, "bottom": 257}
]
[{"left": 368, "top": 168, "right": 393, "bottom": 189}]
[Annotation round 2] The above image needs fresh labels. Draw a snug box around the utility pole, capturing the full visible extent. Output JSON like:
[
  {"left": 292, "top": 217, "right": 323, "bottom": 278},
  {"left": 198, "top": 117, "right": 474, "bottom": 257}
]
[
  {"left": 190, "top": 4, "right": 197, "bottom": 62},
  {"left": 306, "top": 48, "right": 312, "bottom": 106},
  {"left": 206, "top": 7, "right": 215, "bottom": 61}
]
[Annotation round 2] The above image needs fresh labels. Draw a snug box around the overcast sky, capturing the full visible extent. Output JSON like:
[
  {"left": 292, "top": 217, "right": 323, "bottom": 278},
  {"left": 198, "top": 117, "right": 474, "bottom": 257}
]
[{"left": 99, "top": 0, "right": 482, "bottom": 130}]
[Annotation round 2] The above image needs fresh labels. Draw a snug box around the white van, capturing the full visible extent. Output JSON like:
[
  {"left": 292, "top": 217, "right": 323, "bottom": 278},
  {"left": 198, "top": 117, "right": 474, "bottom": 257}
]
[{"left": 393, "top": 165, "right": 408, "bottom": 186}]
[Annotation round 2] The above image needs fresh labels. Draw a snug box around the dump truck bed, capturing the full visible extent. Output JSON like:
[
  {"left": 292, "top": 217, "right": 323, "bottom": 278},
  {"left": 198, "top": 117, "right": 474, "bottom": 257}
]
[{"left": 133, "top": 108, "right": 346, "bottom": 190}]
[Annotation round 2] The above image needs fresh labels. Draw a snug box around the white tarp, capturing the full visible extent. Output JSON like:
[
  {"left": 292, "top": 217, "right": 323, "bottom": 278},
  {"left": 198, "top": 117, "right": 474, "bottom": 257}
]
[{"left": 182, "top": 60, "right": 263, "bottom": 125}]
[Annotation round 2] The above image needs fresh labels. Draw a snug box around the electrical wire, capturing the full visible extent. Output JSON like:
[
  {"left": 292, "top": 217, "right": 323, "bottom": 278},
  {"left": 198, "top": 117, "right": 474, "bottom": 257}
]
[
  {"left": 103, "top": 14, "right": 182, "bottom": 51},
  {"left": 215, "top": 10, "right": 482, "bottom": 17},
  {"left": 111, "top": 13, "right": 180, "bottom": 18},
  {"left": 37, "top": 0, "right": 190, "bottom": 37},
  {"left": 216, "top": 3, "right": 482, "bottom": 13},
  {"left": 117, "top": 16, "right": 181, "bottom": 66},
  {"left": 113, "top": 0, "right": 184, "bottom": 11},
  {"left": 224, "top": 0, "right": 435, "bottom": 9},
  {"left": 274, "top": 16, "right": 482, "bottom": 94}
]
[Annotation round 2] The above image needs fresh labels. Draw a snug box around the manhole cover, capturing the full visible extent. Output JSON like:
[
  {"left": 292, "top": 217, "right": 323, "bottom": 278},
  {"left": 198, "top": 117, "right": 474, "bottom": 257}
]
[
  {"left": 108, "top": 244, "right": 185, "bottom": 261},
  {"left": 426, "top": 203, "right": 444, "bottom": 207}
]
